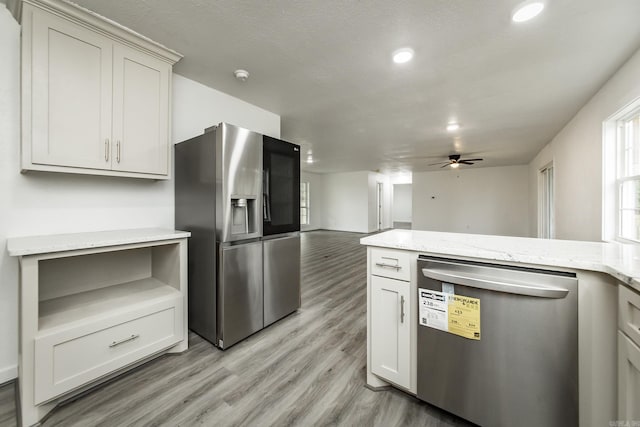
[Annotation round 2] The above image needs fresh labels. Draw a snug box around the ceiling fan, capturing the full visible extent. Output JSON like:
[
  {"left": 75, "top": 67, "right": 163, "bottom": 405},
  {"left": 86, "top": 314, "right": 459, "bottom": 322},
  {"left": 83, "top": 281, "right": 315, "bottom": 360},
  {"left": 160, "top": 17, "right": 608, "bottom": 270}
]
[{"left": 429, "top": 154, "right": 484, "bottom": 169}]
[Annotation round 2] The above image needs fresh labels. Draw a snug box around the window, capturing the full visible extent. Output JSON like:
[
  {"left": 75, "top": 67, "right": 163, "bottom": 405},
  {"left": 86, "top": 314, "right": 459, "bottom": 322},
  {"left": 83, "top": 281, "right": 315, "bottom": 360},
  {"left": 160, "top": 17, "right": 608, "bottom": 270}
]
[
  {"left": 617, "top": 111, "right": 640, "bottom": 242},
  {"left": 300, "top": 182, "right": 310, "bottom": 225},
  {"left": 538, "top": 163, "right": 554, "bottom": 239},
  {"left": 604, "top": 100, "right": 640, "bottom": 243}
]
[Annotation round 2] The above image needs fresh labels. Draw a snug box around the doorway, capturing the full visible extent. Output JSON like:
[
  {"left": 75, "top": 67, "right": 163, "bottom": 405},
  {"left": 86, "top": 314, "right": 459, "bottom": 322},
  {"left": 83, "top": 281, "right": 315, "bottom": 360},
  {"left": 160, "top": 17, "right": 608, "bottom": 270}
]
[{"left": 392, "top": 183, "right": 412, "bottom": 229}]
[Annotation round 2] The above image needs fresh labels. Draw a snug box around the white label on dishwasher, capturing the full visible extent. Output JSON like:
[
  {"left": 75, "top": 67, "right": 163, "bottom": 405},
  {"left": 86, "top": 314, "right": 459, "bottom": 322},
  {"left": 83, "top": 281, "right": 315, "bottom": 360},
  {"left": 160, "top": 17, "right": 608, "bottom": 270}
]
[
  {"left": 442, "top": 283, "right": 455, "bottom": 294},
  {"left": 418, "top": 289, "right": 448, "bottom": 331}
]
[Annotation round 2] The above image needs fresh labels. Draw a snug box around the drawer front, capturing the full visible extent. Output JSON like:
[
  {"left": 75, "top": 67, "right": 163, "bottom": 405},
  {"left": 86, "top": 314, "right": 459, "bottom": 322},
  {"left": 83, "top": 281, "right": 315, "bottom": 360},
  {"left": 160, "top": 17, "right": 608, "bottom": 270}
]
[
  {"left": 34, "top": 297, "right": 182, "bottom": 404},
  {"left": 370, "top": 248, "right": 411, "bottom": 281},
  {"left": 620, "top": 285, "right": 640, "bottom": 348}
]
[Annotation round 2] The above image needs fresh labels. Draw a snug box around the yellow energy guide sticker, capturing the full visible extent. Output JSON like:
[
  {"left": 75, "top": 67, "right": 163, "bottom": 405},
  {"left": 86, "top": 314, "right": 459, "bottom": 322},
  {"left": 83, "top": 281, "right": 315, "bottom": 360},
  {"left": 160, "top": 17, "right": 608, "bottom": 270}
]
[{"left": 448, "top": 294, "right": 481, "bottom": 340}]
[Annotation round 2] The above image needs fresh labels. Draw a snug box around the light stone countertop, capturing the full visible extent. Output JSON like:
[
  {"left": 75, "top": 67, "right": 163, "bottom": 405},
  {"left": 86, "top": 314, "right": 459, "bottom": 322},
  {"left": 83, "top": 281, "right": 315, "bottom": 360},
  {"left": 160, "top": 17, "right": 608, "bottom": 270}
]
[
  {"left": 7, "top": 228, "right": 191, "bottom": 257},
  {"left": 361, "top": 229, "right": 640, "bottom": 292}
]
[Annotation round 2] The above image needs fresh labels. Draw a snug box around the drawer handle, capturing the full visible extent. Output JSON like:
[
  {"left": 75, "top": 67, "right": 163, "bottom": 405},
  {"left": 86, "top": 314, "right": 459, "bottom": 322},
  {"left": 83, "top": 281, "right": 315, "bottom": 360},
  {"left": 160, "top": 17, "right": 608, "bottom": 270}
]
[
  {"left": 109, "top": 334, "right": 139, "bottom": 348},
  {"left": 400, "top": 296, "right": 405, "bottom": 323},
  {"left": 375, "top": 262, "right": 401, "bottom": 270}
]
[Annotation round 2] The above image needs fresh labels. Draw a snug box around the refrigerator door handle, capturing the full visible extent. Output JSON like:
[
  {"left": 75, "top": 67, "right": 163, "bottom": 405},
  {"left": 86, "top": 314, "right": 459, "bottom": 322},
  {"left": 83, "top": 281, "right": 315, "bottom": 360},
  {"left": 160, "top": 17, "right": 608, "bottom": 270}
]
[
  {"left": 421, "top": 268, "right": 569, "bottom": 299},
  {"left": 263, "top": 169, "right": 271, "bottom": 222},
  {"left": 262, "top": 232, "right": 299, "bottom": 242}
]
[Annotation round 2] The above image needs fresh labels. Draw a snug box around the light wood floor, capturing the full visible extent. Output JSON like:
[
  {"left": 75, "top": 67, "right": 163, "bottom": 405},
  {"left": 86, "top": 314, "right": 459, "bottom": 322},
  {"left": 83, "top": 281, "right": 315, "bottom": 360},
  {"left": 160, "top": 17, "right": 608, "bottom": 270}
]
[{"left": 0, "top": 230, "right": 470, "bottom": 427}]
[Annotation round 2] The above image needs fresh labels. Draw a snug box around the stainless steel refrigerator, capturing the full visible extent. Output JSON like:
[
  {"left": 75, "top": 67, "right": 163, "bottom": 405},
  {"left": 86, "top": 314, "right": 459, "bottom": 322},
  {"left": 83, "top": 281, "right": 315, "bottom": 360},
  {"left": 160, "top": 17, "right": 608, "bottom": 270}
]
[{"left": 175, "top": 123, "right": 301, "bottom": 350}]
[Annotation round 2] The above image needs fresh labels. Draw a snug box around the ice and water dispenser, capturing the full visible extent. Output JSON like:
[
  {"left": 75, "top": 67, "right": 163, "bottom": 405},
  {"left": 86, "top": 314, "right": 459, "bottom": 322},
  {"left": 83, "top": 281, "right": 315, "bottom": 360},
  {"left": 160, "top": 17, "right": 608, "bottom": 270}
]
[{"left": 230, "top": 197, "right": 258, "bottom": 236}]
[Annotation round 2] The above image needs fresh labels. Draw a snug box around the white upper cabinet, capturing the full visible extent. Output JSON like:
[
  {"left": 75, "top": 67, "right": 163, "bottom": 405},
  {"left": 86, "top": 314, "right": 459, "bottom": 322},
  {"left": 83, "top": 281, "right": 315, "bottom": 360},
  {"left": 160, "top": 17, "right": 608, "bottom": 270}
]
[
  {"left": 18, "top": 0, "right": 181, "bottom": 179},
  {"left": 30, "top": 9, "right": 113, "bottom": 170},
  {"left": 112, "top": 44, "right": 170, "bottom": 175}
]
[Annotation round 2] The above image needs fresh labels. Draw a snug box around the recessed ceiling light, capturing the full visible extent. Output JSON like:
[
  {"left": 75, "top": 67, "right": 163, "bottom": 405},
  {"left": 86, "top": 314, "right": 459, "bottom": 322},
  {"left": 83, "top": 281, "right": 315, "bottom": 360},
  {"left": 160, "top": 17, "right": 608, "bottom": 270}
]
[
  {"left": 392, "top": 48, "right": 414, "bottom": 64},
  {"left": 446, "top": 122, "right": 460, "bottom": 132},
  {"left": 511, "top": 1, "right": 545, "bottom": 23}
]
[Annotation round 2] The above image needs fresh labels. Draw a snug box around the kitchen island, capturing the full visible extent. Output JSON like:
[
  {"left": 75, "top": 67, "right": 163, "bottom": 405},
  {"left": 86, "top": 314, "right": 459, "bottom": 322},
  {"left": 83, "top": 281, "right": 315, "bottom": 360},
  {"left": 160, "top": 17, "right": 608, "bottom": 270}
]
[{"left": 361, "top": 229, "right": 640, "bottom": 427}]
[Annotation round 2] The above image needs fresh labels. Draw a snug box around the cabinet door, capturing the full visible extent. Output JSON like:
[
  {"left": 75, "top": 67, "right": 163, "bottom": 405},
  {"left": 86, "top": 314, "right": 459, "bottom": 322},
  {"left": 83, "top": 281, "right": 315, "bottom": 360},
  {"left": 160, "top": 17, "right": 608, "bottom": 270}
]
[
  {"left": 618, "top": 331, "right": 640, "bottom": 420},
  {"left": 30, "top": 9, "right": 113, "bottom": 169},
  {"left": 371, "top": 275, "right": 410, "bottom": 388},
  {"left": 112, "top": 43, "right": 170, "bottom": 176}
]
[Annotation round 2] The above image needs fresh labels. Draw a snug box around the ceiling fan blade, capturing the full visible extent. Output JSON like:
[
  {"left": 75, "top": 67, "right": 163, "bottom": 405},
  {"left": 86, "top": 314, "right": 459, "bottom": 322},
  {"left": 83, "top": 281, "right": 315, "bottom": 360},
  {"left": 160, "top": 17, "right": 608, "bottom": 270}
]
[
  {"left": 460, "top": 158, "right": 483, "bottom": 162},
  {"left": 458, "top": 161, "right": 475, "bottom": 165},
  {"left": 428, "top": 161, "right": 449, "bottom": 166},
  {"left": 440, "top": 163, "right": 450, "bottom": 168}
]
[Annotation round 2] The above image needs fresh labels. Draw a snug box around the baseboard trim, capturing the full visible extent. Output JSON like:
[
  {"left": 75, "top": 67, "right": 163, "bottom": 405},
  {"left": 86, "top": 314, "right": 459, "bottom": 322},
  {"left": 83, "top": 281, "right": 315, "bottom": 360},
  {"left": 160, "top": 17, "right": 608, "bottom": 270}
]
[{"left": 0, "top": 364, "right": 18, "bottom": 385}]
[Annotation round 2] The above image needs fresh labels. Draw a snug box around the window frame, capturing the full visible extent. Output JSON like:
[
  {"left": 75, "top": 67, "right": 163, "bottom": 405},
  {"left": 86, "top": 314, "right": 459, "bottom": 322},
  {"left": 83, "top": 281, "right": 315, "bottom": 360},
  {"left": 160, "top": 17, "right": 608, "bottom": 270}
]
[
  {"left": 300, "top": 181, "right": 310, "bottom": 226},
  {"left": 538, "top": 162, "right": 554, "bottom": 239},
  {"left": 603, "top": 97, "right": 640, "bottom": 244}
]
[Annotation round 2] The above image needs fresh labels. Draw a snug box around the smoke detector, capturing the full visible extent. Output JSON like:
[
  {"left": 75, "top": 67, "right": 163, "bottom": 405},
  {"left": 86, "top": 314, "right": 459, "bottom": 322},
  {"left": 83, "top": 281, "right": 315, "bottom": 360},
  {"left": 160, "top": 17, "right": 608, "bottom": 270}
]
[{"left": 234, "top": 69, "right": 249, "bottom": 82}]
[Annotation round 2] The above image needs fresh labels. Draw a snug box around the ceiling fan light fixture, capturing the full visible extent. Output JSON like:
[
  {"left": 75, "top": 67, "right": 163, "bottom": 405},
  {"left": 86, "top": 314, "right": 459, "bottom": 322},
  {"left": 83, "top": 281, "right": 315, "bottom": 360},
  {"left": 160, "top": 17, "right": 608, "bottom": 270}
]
[
  {"left": 450, "top": 162, "right": 460, "bottom": 169},
  {"left": 392, "top": 48, "right": 414, "bottom": 64},
  {"left": 511, "top": 1, "right": 545, "bottom": 23}
]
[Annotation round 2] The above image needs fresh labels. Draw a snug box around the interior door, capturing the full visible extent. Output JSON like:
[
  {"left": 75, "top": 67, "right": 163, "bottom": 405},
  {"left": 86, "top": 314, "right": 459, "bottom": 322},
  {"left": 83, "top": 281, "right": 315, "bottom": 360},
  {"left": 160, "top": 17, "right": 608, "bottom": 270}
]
[{"left": 264, "top": 234, "right": 301, "bottom": 326}]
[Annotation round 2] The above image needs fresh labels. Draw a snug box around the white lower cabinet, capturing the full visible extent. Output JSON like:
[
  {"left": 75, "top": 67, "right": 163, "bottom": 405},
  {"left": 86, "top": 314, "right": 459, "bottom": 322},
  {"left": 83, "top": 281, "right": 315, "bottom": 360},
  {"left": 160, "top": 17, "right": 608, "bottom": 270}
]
[
  {"left": 618, "top": 332, "right": 640, "bottom": 420},
  {"left": 370, "top": 275, "right": 411, "bottom": 389},
  {"left": 7, "top": 229, "right": 189, "bottom": 427},
  {"left": 618, "top": 284, "right": 640, "bottom": 421}
]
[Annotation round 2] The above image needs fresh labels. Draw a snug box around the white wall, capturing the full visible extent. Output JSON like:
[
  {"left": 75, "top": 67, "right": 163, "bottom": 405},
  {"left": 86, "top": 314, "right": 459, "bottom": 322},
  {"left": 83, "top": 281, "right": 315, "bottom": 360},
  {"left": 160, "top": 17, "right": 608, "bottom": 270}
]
[
  {"left": 300, "top": 171, "right": 324, "bottom": 231},
  {"left": 529, "top": 47, "right": 640, "bottom": 242},
  {"left": 172, "top": 74, "right": 279, "bottom": 142},
  {"left": 0, "top": 6, "right": 280, "bottom": 382},
  {"left": 0, "top": 8, "right": 20, "bottom": 384},
  {"left": 322, "top": 171, "right": 370, "bottom": 233},
  {"left": 393, "top": 184, "right": 412, "bottom": 223},
  {"left": 412, "top": 166, "right": 530, "bottom": 237},
  {"left": 320, "top": 171, "right": 393, "bottom": 233}
]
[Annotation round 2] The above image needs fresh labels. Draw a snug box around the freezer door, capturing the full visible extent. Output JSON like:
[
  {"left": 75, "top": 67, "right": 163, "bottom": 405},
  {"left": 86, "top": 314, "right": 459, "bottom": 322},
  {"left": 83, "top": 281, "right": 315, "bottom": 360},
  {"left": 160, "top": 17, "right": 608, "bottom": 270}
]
[
  {"left": 218, "top": 240, "right": 263, "bottom": 348},
  {"left": 264, "top": 233, "right": 301, "bottom": 326}
]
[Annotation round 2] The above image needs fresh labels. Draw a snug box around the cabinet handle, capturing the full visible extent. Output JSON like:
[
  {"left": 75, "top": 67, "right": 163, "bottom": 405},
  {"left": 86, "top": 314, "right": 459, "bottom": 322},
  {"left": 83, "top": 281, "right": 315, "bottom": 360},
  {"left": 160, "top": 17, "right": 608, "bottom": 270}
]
[
  {"left": 109, "top": 334, "right": 139, "bottom": 348},
  {"left": 105, "top": 139, "right": 109, "bottom": 161},
  {"left": 375, "top": 262, "right": 401, "bottom": 270},
  {"left": 400, "top": 296, "right": 405, "bottom": 323},
  {"left": 116, "top": 140, "right": 121, "bottom": 163}
]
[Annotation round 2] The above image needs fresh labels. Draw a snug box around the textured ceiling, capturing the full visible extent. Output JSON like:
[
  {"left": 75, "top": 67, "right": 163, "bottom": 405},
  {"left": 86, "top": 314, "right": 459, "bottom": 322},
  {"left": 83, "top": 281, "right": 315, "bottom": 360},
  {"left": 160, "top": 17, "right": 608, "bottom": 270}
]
[{"left": 70, "top": 0, "right": 640, "bottom": 174}]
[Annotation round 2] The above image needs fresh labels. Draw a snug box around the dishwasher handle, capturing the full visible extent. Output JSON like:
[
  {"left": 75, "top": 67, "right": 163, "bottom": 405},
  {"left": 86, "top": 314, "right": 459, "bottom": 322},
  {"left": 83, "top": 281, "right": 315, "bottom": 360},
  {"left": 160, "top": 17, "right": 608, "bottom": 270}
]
[{"left": 421, "top": 268, "right": 569, "bottom": 299}]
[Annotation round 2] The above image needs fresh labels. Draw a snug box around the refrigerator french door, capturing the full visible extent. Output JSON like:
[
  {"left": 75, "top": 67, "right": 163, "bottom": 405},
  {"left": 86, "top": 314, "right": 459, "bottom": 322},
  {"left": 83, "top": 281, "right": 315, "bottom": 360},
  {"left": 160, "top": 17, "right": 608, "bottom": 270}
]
[
  {"left": 218, "top": 240, "right": 263, "bottom": 348},
  {"left": 263, "top": 135, "right": 300, "bottom": 236},
  {"left": 262, "top": 135, "right": 301, "bottom": 327},
  {"left": 263, "top": 233, "right": 301, "bottom": 326}
]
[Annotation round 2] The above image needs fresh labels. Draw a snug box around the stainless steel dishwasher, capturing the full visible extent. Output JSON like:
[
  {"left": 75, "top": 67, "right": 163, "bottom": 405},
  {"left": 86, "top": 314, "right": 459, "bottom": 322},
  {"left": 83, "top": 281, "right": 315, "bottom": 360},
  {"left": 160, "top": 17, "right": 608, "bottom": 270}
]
[{"left": 417, "top": 255, "right": 578, "bottom": 427}]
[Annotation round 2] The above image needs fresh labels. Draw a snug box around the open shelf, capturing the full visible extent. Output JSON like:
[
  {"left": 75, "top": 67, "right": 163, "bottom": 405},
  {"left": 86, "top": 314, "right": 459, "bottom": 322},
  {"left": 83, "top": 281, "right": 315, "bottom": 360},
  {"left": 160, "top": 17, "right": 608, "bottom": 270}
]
[
  {"left": 8, "top": 227, "right": 189, "bottom": 426},
  {"left": 38, "top": 278, "right": 180, "bottom": 332}
]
